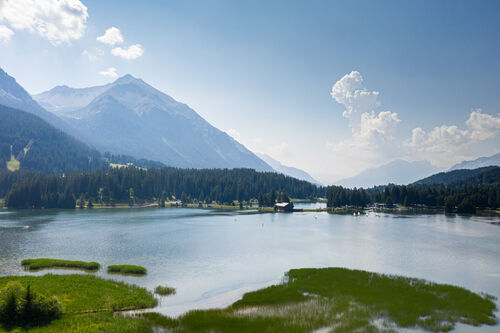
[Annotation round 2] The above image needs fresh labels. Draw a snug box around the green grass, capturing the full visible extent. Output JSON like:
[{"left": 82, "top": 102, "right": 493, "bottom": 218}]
[
  {"left": 107, "top": 265, "right": 147, "bottom": 275},
  {"left": 11, "top": 312, "right": 153, "bottom": 333},
  {"left": 21, "top": 258, "right": 100, "bottom": 272},
  {"left": 141, "top": 267, "right": 497, "bottom": 333},
  {"left": 0, "top": 274, "right": 158, "bottom": 332},
  {"left": 0, "top": 274, "right": 156, "bottom": 313},
  {"left": 154, "top": 285, "right": 176, "bottom": 296},
  {"left": 1, "top": 268, "right": 496, "bottom": 332}
]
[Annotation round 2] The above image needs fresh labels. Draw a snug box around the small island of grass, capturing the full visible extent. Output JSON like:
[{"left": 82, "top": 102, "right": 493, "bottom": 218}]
[
  {"left": 107, "top": 264, "right": 147, "bottom": 275},
  {"left": 21, "top": 258, "right": 100, "bottom": 272},
  {"left": 155, "top": 285, "right": 176, "bottom": 296}
]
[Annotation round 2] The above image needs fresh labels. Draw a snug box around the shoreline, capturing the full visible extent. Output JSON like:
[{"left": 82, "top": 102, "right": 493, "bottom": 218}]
[{"left": 1, "top": 202, "right": 499, "bottom": 217}]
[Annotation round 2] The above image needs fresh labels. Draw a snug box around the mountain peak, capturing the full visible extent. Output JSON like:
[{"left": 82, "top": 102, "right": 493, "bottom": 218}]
[{"left": 113, "top": 74, "right": 140, "bottom": 84}]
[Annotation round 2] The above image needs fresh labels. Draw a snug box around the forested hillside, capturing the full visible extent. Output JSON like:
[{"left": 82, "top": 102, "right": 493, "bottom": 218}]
[
  {"left": 0, "top": 105, "right": 104, "bottom": 173},
  {"left": 0, "top": 105, "right": 166, "bottom": 174},
  {"left": 412, "top": 166, "right": 500, "bottom": 186}
]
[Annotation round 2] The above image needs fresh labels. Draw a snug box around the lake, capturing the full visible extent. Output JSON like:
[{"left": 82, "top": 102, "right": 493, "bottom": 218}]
[{"left": 1, "top": 208, "right": 500, "bottom": 331}]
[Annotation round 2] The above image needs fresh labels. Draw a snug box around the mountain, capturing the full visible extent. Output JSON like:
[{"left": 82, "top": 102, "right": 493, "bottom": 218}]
[
  {"left": 412, "top": 166, "right": 500, "bottom": 186},
  {"left": 0, "top": 104, "right": 104, "bottom": 173},
  {"left": 449, "top": 153, "right": 500, "bottom": 171},
  {"left": 0, "top": 67, "right": 74, "bottom": 134},
  {"left": 256, "top": 153, "right": 321, "bottom": 185},
  {"left": 335, "top": 159, "right": 439, "bottom": 188},
  {"left": 34, "top": 75, "right": 273, "bottom": 171}
]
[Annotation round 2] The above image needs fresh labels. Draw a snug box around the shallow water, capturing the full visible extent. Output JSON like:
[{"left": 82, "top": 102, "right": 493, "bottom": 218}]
[{"left": 0, "top": 208, "right": 499, "bottom": 331}]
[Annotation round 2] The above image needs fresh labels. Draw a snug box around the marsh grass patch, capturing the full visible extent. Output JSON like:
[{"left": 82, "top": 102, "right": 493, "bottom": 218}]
[{"left": 21, "top": 258, "right": 100, "bottom": 272}]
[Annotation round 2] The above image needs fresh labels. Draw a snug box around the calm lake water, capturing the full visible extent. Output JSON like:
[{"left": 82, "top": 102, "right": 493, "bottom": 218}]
[{"left": 1, "top": 208, "right": 500, "bottom": 330}]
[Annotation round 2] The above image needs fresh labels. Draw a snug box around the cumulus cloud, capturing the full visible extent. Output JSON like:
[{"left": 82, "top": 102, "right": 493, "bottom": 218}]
[
  {"left": 99, "top": 67, "right": 118, "bottom": 79},
  {"left": 0, "top": 24, "right": 13, "bottom": 42},
  {"left": 331, "top": 70, "right": 380, "bottom": 119},
  {"left": 328, "top": 71, "right": 402, "bottom": 164},
  {"left": 466, "top": 109, "right": 500, "bottom": 141},
  {"left": 226, "top": 129, "right": 241, "bottom": 140},
  {"left": 408, "top": 109, "right": 500, "bottom": 166},
  {"left": 0, "top": 0, "right": 88, "bottom": 44},
  {"left": 328, "top": 71, "right": 500, "bottom": 176},
  {"left": 111, "top": 44, "right": 143, "bottom": 59},
  {"left": 96, "top": 26, "right": 123, "bottom": 46}
]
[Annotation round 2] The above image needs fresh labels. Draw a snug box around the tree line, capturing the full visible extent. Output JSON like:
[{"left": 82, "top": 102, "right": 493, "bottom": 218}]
[
  {"left": 1, "top": 167, "right": 323, "bottom": 209},
  {"left": 327, "top": 184, "right": 500, "bottom": 213},
  {"left": 2, "top": 166, "right": 499, "bottom": 212}
]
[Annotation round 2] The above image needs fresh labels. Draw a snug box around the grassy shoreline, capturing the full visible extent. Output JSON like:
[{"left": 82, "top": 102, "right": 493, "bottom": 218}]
[
  {"left": 140, "top": 267, "right": 497, "bottom": 332},
  {"left": 1, "top": 268, "right": 497, "bottom": 332},
  {"left": 1, "top": 197, "right": 498, "bottom": 216}
]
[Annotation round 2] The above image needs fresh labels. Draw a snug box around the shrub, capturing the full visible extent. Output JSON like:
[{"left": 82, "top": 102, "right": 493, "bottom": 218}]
[
  {"left": 154, "top": 285, "right": 176, "bottom": 296},
  {"left": 0, "top": 282, "right": 62, "bottom": 328}
]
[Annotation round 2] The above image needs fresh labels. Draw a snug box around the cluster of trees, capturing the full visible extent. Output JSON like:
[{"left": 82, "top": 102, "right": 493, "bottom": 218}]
[
  {"left": 258, "top": 189, "right": 291, "bottom": 207},
  {"left": 326, "top": 186, "right": 370, "bottom": 208},
  {"left": 1, "top": 167, "right": 323, "bottom": 209},
  {"left": 0, "top": 282, "right": 62, "bottom": 329},
  {"left": 326, "top": 183, "right": 500, "bottom": 212}
]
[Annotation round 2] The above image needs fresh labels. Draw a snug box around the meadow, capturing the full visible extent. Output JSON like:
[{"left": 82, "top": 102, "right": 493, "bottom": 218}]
[{"left": 0, "top": 274, "right": 157, "bottom": 332}]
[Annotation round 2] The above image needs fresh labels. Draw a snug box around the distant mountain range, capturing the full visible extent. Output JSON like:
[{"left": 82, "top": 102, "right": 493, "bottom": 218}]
[
  {"left": 335, "top": 159, "right": 439, "bottom": 188},
  {"left": 413, "top": 166, "right": 500, "bottom": 187},
  {"left": 33, "top": 74, "right": 273, "bottom": 171},
  {"left": 449, "top": 153, "right": 500, "bottom": 171},
  {"left": 256, "top": 153, "right": 321, "bottom": 185}
]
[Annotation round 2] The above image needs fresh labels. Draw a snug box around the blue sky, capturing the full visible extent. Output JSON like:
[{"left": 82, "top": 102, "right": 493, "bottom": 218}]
[{"left": 0, "top": 0, "right": 499, "bottom": 183}]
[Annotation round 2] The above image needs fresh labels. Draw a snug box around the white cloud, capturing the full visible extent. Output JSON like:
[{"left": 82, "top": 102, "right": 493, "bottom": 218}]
[
  {"left": 408, "top": 109, "right": 500, "bottom": 166},
  {"left": 0, "top": 0, "right": 88, "bottom": 45},
  {"left": 359, "top": 111, "right": 401, "bottom": 140},
  {"left": 466, "top": 109, "right": 500, "bottom": 141},
  {"left": 328, "top": 71, "right": 500, "bottom": 177},
  {"left": 331, "top": 70, "right": 380, "bottom": 119},
  {"left": 111, "top": 44, "right": 144, "bottom": 60},
  {"left": 0, "top": 24, "right": 13, "bottom": 42},
  {"left": 328, "top": 71, "right": 402, "bottom": 166},
  {"left": 99, "top": 67, "right": 118, "bottom": 79},
  {"left": 96, "top": 26, "right": 123, "bottom": 46},
  {"left": 226, "top": 129, "right": 241, "bottom": 140}
]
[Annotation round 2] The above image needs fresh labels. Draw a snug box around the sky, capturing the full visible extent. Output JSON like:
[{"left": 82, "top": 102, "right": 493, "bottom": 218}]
[{"left": 0, "top": 0, "right": 499, "bottom": 183}]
